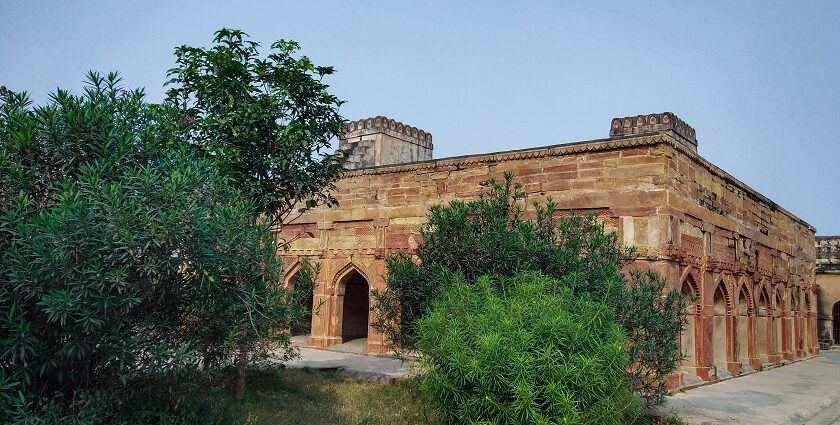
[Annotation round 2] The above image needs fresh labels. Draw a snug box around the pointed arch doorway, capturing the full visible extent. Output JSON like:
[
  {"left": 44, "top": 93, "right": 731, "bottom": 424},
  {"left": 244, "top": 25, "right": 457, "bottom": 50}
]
[
  {"left": 680, "top": 275, "right": 700, "bottom": 370},
  {"left": 337, "top": 268, "right": 370, "bottom": 352},
  {"left": 286, "top": 268, "right": 315, "bottom": 337},
  {"left": 712, "top": 279, "right": 735, "bottom": 376}
]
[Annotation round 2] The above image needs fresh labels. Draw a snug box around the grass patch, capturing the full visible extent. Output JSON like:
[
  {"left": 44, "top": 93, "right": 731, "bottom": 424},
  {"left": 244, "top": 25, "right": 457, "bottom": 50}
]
[
  {"left": 651, "top": 414, "right": 692, "bottom": 425},
  {"left": 203, "top": 368, "right": 439, "bottom": 425},
  {"left": 125, "top": 367, "right": 686, "bottom": 425}
]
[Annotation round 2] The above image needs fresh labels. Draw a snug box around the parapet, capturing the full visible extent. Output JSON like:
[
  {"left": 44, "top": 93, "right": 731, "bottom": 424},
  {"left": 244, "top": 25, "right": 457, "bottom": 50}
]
[
  {"left": 610, "top": 112, "right": 697, "bottom": 152},
  {"left": 340, "top": 116, "right": 433, "bottom": 169},
  {"left": 343, "top": 116, "right": 432, "bottom": 149},
  {"left": 817, "top": 236, "right": 840, "bottom": 274}
]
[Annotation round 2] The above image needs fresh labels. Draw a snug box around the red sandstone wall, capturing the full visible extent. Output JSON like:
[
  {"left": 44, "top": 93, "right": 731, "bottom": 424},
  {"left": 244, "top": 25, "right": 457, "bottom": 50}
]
[
  {"left": 279, "top": 136, "right": 675, "bottom": 354},
  {"left": 277, "top": 133, "right": 817, "bottom": 387},
  {"left": 658, "top": 141, "right": 817, "bottom": 383}
]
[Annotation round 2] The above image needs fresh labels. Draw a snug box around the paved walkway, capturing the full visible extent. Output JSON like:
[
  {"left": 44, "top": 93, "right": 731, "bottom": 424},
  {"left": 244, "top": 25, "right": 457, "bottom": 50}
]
[
  {"left": 657, "top": 350, "right": 840, "bottom": 424},
  {"left": 285, "top": 338, "right": 412, "bottom": 382},
  {"left": 285, "top": 339, "right": 840, "bottom": 423}
]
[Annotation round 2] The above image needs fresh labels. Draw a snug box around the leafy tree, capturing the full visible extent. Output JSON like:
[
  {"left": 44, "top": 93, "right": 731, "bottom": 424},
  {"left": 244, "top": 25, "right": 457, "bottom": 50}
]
[
  {"left": 165, "top": 28, "right": 345, "bottom": 229},
  {"left": 164, "top": 28, "right": 346, "bottom": 399},
  {"left": 417, "top": 272, "right": 640, "bottom": 425},
  {"left": 0, "top": 74, "right": 312, "bottom": 421},
  {"left": 372, "top": 173, "right": 687, "bottom": 405}
]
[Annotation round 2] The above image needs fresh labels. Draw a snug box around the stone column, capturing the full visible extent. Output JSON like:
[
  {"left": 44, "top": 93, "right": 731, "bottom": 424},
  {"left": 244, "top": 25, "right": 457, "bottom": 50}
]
[
  {"left": 795, "top": 313, "right": 806, "bottom": 358},
  {"left": 365, "top": 256, "right": 389, "bottom": 355},
  {"left": 696, "top": 267, "right": 716, "bottom": 381}
]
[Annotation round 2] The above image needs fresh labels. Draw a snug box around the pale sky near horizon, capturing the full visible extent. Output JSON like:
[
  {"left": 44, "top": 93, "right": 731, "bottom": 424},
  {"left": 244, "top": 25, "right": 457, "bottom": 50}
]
[{"left": 2, "top": 1, "right": 839, "bottom": 233}]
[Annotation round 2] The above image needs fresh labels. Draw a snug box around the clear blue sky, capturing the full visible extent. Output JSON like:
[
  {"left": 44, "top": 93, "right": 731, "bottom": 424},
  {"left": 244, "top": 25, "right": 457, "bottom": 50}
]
[{"left": 2, "top": 1, "right": 838, "bottom": 233}]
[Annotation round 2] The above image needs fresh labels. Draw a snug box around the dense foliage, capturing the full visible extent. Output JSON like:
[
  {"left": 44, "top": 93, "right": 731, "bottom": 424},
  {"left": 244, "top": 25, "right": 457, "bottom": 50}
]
[
  {"left": 165, "top": 28, "right": 346, "bottom": 229},
  {"left": 0, "top": 72, "right": 315, "bottom": 421},
  {"left": 417, "top": 272, "right": 640, "bottom": 425},
  {"left": 372, "top": 173, "right": 687, "bottom": 405},
  {"left": 164, "top": 29, "right": 347, "bottom": 399}
]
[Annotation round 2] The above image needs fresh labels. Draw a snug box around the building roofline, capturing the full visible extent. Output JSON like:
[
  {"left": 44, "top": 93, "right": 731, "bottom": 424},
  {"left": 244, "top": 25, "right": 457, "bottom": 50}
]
[{"left": 339, "top": 133, "right": 815, "bottom": 231}]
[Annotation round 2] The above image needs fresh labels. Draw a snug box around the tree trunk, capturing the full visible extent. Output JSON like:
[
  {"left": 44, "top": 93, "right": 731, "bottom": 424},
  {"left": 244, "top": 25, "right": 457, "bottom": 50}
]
[{"left": 236, "top": 346, "right": 248, "bottom": 401}]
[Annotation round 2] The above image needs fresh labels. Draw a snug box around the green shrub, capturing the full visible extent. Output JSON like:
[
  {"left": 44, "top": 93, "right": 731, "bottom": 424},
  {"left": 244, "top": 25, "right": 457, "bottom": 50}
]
[
  {"left": 1, "top": 27, "right": 347, "bottom": 419},
  {"left": 165, "top": 28, "right": 347, "bottom": 399},
  {"left": 0, "top": 73, "right": 314, "bottom": 422},
  {"left": 372, "top": 173, "right": 687, "bottom": 405},
  {"left": 416, "top": 272, "right": 640, "bottom": 425}
]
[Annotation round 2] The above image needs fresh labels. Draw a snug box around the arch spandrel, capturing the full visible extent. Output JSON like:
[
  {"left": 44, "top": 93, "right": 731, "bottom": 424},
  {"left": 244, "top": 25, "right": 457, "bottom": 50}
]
[
  {"left": 332, "top": 262, "right": 372, "bottom": 295},
  {"left": 679, "top": 268, "right": 701, "bottom": 316},
  {"left": 712, "top": 277, "right": 734, "bottom": 317},
  {"left": 283, "top": 261, "right": 303, "bottom": 288}
]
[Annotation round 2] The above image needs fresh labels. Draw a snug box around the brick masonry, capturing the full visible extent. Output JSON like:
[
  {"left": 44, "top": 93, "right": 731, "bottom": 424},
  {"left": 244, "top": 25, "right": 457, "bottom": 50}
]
[{"left": 279, "top": 112, "right": 818, "bottom": 389}]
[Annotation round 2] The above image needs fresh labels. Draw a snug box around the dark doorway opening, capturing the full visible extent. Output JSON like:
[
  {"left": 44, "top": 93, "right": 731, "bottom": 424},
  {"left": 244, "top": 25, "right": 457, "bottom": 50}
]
[
  {"left": 289, "top": 273, "right": 314, "bottom": 336},
  {"left": 833, "top": 301, "right": 840, "bottom": 345},
  {"left": 341, "top": 271, "right": 369, "bottom": 342}
]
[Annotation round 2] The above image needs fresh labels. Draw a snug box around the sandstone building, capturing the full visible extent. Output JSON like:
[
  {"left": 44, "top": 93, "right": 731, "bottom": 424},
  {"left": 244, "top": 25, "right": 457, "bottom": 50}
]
[
  {"left": 279, "top": 112, "right": 818, "bottom": 388},
  {"left": 816, "top": 236, "right": 840, "bottom": 348}
]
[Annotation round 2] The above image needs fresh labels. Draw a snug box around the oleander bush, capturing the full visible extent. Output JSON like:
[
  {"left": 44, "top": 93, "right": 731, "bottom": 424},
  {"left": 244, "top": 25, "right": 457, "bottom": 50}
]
[
  {"left": 0, "top": 27, "right": 347, "bottom": 421},
  {"left": 416, "top": 272, "right": 641, "bottom": 425}
]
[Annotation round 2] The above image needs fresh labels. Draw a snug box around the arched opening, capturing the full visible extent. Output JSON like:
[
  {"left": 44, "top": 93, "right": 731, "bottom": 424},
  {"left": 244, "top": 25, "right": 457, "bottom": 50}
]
[
  {"left": 775, "top": 288, "right": 784, "bottom": 355},
  {"left": 791, "top": 291, "right": 802, "bottom": 356},
  {"left": 340, "top": 270, "right": 370, "bottom": 343},
  {"left": 680, "top": 276, "right": 699, "bottom": 369},
  {"left": 712, "top": 282, "right": 730, "bottom": 371},
  {"left": 736, "top": 285, "right": 751, "bottom": 364},
  {"left": 288, "top": 271, "right": 314, "bottom": 337},
  {"left": 833, "top": 300, "right": 840, "bottom": 345},
  {"left": 804, "top": 293, "right": 814, "bottom": 351},
  {"left": 756, "top": 287, "right": 770, "bottom": 364}
]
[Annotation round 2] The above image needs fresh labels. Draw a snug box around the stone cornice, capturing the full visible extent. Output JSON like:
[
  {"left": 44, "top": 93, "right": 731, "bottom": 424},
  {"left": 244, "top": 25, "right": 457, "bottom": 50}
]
[{"left": 338, "top": 133, "right": 815, "bottom": 232}]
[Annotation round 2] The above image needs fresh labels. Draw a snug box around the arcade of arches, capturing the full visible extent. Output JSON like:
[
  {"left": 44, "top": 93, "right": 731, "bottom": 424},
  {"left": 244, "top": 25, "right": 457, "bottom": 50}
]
[
  {"left": 678, "top": 269, "right": 817, "bottom": 385},
  {"left": 278, "top": 112, "right": 819, "bottom": 389},
  {"left": 283, "top": 263, "right": 374, "bottom": 349}
]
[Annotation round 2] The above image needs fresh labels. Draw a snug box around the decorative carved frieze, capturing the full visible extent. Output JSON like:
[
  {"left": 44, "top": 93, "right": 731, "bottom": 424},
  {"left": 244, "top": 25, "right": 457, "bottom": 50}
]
[
  {"left": 610, "top": 112, "right": 697, "bottom": 152},
  {"left": 343, "top": 116, "right": 433, "bottom": 147}
]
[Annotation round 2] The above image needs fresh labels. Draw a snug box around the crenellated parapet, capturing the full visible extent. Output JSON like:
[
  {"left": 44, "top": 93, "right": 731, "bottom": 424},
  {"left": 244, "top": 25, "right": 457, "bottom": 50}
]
[
  {"left": 343, "top": 116, "right": 432, "bottom": 149},
  {"left": 610, "top": 112, "right": 697, "bottom": 152},
  {"left": 339, "top": 116, "right": 433, "bottom": 170}
]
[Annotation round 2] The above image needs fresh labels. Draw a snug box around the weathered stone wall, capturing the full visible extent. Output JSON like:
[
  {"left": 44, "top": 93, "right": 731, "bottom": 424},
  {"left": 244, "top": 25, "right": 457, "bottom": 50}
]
[
  {"left": 278, "top": 113, "right": 817, "bottom": 388},
  {"left": 816, "top": 236, "right": 840, "bottom": 347},
  {"left": 280, "top": 134, "right": 675, "bottom": 354},
  {"left": 656, "top": 138, "right": 817, "bottom": 384}
]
